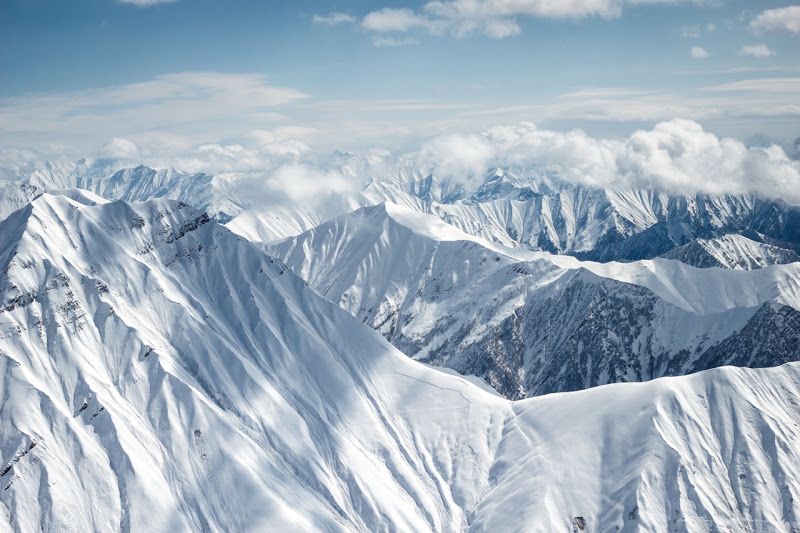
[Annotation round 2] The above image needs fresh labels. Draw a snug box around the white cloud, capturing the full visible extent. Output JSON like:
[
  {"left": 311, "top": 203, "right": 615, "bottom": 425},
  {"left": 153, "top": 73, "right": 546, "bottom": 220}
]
[
  {"left": 750, "top": 5, "right": 800, "bottom": 35},
  {"left": 312, "top": 12, "right": 356, "bottom": 26},
  {"left": 371, "top": 37, "right": 421, "bottom": 47},
  {"left": 690, "top": 46, "right": 710, "bottom": 59},
  {"left": 416, "top": 119, "right": 800, "bottom": 202},
  {"left": 422, "top": 0, "right": 624, "bottom": 21},
  {"left": 5, "top": 119, "right": 800, "bottom": 208},
  {"left": 0, "top": 72, "right": 308, "bottom": 155},
  {"left": 680, "top": 22, "right": 716, "bottom": 38},
  {"left": 362, "top": 8, "right": 436, "bottom": 32},
  {"left": 701, "top": 77, "right": 800, "bottom": 93},
  {"left": 98, "top": 138, "right": 139, "bottom": 159},
  {"left": 361, "top": 0, "right": 707, "bottom": 38},
  {"left": 118, "top": 0, "right": 175, "bottom": 6},
  {"left": 740, "top": 44, "right": 775, "bottom": 58}
]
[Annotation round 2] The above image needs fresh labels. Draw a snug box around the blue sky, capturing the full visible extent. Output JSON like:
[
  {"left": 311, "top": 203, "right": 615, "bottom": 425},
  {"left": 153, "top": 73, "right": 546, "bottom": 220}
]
[{"left": 1, "top": 0, "right": 798, "bottom": 158}]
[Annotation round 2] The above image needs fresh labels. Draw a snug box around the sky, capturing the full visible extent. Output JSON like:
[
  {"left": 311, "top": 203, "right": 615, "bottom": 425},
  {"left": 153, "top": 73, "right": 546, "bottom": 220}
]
[{"left": 1, "top": 0, "right": 799, "bottom": 163}]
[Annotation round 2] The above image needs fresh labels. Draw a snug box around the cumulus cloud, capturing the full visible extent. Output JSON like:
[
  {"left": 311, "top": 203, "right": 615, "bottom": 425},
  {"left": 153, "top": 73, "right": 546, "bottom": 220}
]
[
  {"left": 690, "top": 46, "right": 710, "bottom": 59},
  {"left": 740, "top": 44, "right": 775, "bottom": 58},
  {"left": 228, "top": 164, "right": 361, "bottom": 218},
  {"left": 362, "top": 8, "right": 437, "bottom": 32},
  {"left": 98, "top": 137, "right": 139, "bottom": 159},
  {"left": 750, "top": 5, "right": 800, "bottom": 35},
  {"left": 361, "top": 0, "right": 706, "bottom": 38},
  {"left": 312, "top": 12, "right": 356, "bottom": 26},
  {"left": 416, "top": 119, "right": 800, "bottom": 202}
]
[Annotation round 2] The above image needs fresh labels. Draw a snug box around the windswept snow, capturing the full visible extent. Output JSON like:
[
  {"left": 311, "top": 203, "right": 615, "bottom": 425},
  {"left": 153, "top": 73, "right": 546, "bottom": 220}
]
[{"left": 1, "top": 194, "right": 800, "bottom": 531}]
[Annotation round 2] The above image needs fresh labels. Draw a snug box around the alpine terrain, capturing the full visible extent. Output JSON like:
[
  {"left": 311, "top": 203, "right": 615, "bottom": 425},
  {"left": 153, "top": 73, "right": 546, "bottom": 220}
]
[{"left": 1, "top": 192, "right": 800, "bottom": 532}]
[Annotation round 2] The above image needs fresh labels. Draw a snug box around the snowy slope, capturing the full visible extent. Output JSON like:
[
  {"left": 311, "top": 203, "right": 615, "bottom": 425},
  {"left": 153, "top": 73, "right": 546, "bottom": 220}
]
[
  {"left": 0, "top": 183, "right": 40, "bottom": 223},
  {"left": 662, "top": 233, "right": 800, "bottom": 270},
  {"left": 9, "top": 158, "right": 800, "bottom": 265},
  {"left": 351, "top": 170, "right": 800, "bottom": 265},
  {"left": 225, "top": 206, "right": 324, "bottom": 244},
  {"left": 268, "top": 203, "right": 800, "bottom": 398},
  {"left": 25, "top": 165, "right": 245, "bottom": 223},
  {"left": 1, "top": 194, "right": 800, "bottom": 531}
]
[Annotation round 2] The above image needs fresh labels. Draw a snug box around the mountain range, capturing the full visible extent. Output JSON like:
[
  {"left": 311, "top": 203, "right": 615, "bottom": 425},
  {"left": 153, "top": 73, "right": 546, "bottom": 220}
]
[
  {"left": 0, "top": 160, "right": 799, "bottom": 531},
  {"left": 267, "top": 201, "right": 800, "bottom": 398},
  {"left": 1, "top": 192, "right": 799, "bottom": 531}
]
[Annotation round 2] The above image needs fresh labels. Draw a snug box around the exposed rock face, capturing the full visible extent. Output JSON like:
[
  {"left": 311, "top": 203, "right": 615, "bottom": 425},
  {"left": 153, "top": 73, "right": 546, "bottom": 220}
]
[
  {"left": 661, "top": 233, "right": 800, "bottom": 270},
  {"left": 269, "top": 202, "right": 800, "bottom": 399},
  {"left": 3, "top": 194, "right": 800, "bottom": 532}
]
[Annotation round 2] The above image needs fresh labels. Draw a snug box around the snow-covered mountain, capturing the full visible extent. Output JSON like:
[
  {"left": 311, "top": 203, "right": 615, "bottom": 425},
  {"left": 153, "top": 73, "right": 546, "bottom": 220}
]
[
  {"left": 223, "top": 163, "right": 800, "bottom": 266},
  {"left": 661, "top": 233, "right": 800, "bottom": 270},
  {"left": 361, "top": 172, "right": 800, "bottom": 266},
  {"left": 2, "top": 193, "right": 800, "bottom": 531},
  {"left": 268, "top": 202, "right": 800, "bottom": 398},
  {"left": 6, "top": 158, "right": 799, "bottom": 267},
  {"left": 25, "top": 164, "right": 245, "bottom": 223},
  {"left": 0, "top": 183, "right": 40, "bottom": 223}
]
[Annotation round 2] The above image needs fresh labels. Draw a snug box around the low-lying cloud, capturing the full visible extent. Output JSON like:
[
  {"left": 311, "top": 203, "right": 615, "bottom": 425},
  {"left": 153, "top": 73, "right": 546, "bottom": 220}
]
[
  {"left": 417, "top": 119, "right": 800, "bottom": 202},
  {"left": 4, "top": 120, "right": 800, "bottom": 209}
]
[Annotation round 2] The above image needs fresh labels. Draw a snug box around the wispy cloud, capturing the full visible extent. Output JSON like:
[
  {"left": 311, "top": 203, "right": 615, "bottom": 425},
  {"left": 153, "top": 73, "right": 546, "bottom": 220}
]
[
  {"left": 740, "top": 44, "right": 775, "bottom": 58},
  {"left": 0, "top": 72, "right": 308, "bottom": 152},
  {"left": 371, "top": 37, "right": 421, "bottom": 47},
  {"left": 680, "top": 23, "right": 716, "bottom": 38},
  {"left": 701, "top": 77, "right": 800, "bottom": 93},
  {"left": 559, "top": 87, "right": 655, "bottom": 99},
  {"left": 360, "top": 0, "right": 708, "bottom": 39},
  {"left": 750, "top": 5, "right": 800, "bottom": 35},
  {"left": 312, "top": 12, "right": 356, "bottom": 26},
  {"left": 690, "top": 46, "right": 710, "bottom": 59}
]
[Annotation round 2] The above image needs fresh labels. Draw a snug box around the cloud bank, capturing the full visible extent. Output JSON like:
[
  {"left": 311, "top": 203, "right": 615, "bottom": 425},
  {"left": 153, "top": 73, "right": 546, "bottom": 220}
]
[
  {"left": 417, "top": 119, "right": 800, "bottom": 202},
  {"left": 4, "top": 120, "right": 800, "bottom": 208}
]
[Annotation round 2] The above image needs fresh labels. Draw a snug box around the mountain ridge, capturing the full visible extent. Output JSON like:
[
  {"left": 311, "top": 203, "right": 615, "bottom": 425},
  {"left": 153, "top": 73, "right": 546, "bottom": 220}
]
[{"left": 2, "top": 194, "right": 800, "bottom": 531}]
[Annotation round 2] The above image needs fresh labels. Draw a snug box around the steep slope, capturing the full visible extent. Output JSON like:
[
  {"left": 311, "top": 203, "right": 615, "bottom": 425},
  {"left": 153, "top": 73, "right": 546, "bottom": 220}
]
[
  {"left": 0, "top": 183, "right": 39, "bottom": 223},
  {"left": 661, "top": 233, "right": 800, "bottom": 270},
  {"left": 225, "top": 206, "right": 323, "bottom": 244},
  {"left": 0, "top": 193, "right": 507, "bottom": 531},
  {"left": 1, "top": 194, "right": 800, "bottom": 532},
  {"left": 268, "top": 203, "right": 800, "bottom": 398},
  {"left": 354, "top": 170, "right": 800, "bottom": 264}
]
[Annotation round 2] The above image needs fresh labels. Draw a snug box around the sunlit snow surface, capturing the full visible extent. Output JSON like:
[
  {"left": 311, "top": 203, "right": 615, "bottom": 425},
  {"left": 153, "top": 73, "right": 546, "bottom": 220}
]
[
  {"left": 1, "top": 194, "right": 799, "bottom": 532},
  {"left": 268, "top": 202, "right": 800, "bottom": 398}
]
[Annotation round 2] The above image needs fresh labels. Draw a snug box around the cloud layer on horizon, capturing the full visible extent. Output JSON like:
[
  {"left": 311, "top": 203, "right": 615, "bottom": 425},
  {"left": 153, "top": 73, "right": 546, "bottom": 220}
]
[
  {"left": 417, "top": 119, "right": 800, "bottom": 202},
  {"left": 3, "top": 119, "right": 800, "bottom": 207}
]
